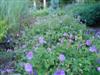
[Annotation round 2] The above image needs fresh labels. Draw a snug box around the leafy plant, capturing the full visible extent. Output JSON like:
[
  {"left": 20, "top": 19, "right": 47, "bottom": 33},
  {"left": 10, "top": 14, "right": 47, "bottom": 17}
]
[
  {"left": 76, "top": 3, "right": 100, "bottom": 27},
  {"left": 14, "top": 7, "right": 99, "bottom": 75}
]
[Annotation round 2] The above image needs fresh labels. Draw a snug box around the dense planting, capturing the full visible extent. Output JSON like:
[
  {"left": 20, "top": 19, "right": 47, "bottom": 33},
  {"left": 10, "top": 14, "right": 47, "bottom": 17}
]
[
  {"left": 13, "top": 9, "right": 100, "bottom": 75},
  {"left": 0, "top": 1, "right": 100, "bottom": 75}
]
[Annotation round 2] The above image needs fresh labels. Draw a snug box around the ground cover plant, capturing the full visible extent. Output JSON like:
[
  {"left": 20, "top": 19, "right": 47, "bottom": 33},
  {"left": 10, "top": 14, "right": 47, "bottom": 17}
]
[
  {"left": 0, "top": 0, "right": 100, "bottom": 75},
  {"left": 13, "top": 5, "right": 100, "bottom": 75}
]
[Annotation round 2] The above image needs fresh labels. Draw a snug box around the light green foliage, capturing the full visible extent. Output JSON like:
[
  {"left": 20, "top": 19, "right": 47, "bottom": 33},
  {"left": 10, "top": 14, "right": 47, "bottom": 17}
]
[{"left": 0, "top": 20, "right": 8, "bottom": 41}]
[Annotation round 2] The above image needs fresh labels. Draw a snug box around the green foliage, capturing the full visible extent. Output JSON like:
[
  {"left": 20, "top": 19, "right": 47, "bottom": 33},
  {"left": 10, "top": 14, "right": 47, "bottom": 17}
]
[
  {"left": 14, "top": 7, "right": 99, "bottom": 75},
  {"left": 0, "top": 0, "right": 30, "bottom": 34},
  {"left": 0, "top": 2, "right": 100, "bottom": 75}
]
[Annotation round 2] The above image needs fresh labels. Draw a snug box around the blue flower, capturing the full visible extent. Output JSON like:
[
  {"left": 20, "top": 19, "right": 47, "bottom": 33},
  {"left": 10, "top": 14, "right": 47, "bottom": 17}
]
[
  {"left": 54, "top": 69, "right": 65, "bottom": 75},
  {"left": 24, "top": 63, "right": 33, "bottom": 73},
  {"left": 97, "top": 67, "right": 100, "bottom": 72},
  {"left": 6, "top": 69, "right": 14, "bottom": 73},
  {"left": 89, "top": 45, "right": 97, "bottom": 52}
]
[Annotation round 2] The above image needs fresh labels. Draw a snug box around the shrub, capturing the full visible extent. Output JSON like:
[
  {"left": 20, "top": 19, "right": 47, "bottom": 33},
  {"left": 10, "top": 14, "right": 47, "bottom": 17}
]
[{"left": 76, "top": 3, "right": 100, "bottom": 27}]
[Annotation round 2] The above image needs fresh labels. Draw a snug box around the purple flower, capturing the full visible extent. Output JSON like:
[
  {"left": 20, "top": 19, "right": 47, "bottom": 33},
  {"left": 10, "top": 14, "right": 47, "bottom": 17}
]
[
  {"left": 6, "top": 69, "right": 14, "bottom": 73},
  {"left": 54, "top": 69, "right": 65, "bottom": 75},
  {"left": 58, "top": 54, "right": 65, "bottom": 62},
  {"left": 85, "top": 40, "right": 91, "bottom": 46},
  {"left": 26, "top": 51, "right": 33, "bottom": 60},
  {"left": 38, "top": 36, "right": 46, "bottom": 44},
  {"left": 24, "top": 63, "right": 33, "bottom": 73},
  {"left": 97, "top": 67, "right": 100, "bottom": 72},
  {"left": 89, "top": 45, "right": 97, "bottom": 52}
]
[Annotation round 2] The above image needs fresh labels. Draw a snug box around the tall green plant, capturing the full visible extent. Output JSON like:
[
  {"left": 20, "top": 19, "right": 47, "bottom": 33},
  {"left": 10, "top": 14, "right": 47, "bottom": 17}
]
[{"left": 0, "top": 0, "right": 30, "bottom": 40}]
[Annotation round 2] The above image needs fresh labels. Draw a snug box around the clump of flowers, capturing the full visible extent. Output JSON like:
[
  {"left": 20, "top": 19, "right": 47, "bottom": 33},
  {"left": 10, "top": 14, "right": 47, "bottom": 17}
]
[
  {"left": 85, "top": 40, "right": 92, "bottom": 46},
  {"left": 89, "top": 45, "right": 97, "bottom": 52},
  {"left": 26, "top": 51, "right": 33, "bottom": 60},
  {"left": 6, "top": 69, "right": 14, "bottom": 73},
  {"left": 24, "top": 63, "right": 33, "bottom": 74},
  {"left": 58, "top": 54, "right": 65, "bottom": 62},
  {"left": 54, "top": 69, "right": 65, "bottom": 75}
]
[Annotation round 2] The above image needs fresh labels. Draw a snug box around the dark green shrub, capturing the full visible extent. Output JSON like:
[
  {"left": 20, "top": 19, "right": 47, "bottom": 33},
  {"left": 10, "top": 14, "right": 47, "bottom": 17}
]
[{"left": 77, "top": 3, "right": 100, "bottom": 27}]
